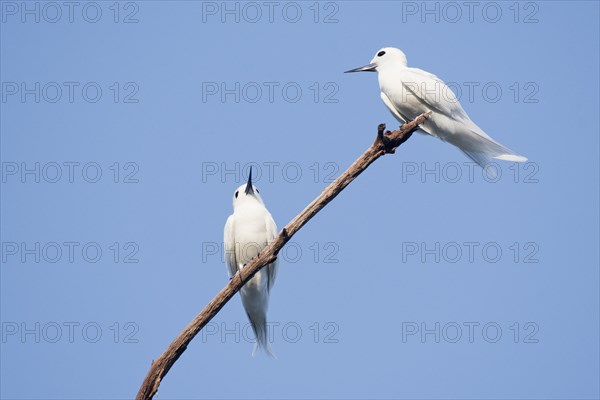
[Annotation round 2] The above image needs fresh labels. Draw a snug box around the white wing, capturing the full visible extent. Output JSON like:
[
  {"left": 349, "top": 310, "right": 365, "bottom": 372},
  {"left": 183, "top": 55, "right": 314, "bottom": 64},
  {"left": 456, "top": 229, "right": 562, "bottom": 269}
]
[
  {"left": 399, "top": 67, "right": 512, "bottom": 143},
  {"left": 381, "top": 91, "right": 408, "bottom": 123},
  {"left": 383, "top": 67, "right": 527, "bottom": 164},
  {"left": 400, "top": 67, "right": 471, "bottom": 122},
  {"left": 224, "top": 215, "right": 238, "bottom": 278},
  {"left": 265, "top": 213, "right": 278, "bottom": 291}
]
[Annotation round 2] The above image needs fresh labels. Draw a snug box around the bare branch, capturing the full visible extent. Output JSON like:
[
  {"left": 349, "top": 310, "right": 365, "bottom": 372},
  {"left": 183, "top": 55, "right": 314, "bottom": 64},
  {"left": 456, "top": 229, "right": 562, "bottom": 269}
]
[{"left": 135, "top": 112, "right": 431, "bottom": 400}]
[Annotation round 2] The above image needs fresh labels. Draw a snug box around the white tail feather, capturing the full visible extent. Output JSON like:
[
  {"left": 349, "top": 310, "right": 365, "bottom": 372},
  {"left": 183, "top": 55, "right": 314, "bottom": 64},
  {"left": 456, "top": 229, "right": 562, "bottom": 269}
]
[
  {"left": 494, "top": 154, "right": 528, "bottom": 162},
  {"left": 248, "top": 312, "right": 277, "bottom": 359}
]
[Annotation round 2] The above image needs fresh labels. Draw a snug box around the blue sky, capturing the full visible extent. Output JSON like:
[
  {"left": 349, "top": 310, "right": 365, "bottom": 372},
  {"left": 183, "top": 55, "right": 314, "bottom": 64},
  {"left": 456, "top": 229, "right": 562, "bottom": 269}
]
[{"left": 1, "top": 1, "right": 599, "bottom": 399}]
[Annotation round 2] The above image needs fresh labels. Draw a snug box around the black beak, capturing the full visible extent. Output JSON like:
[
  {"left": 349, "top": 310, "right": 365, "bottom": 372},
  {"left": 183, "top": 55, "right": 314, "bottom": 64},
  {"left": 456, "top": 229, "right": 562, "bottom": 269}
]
[
  {"left": 344, "top": 63, "right": 377, "bottom": 73},
  {"left": 245, "top": 167, "right": 254, "bottom": 195}
]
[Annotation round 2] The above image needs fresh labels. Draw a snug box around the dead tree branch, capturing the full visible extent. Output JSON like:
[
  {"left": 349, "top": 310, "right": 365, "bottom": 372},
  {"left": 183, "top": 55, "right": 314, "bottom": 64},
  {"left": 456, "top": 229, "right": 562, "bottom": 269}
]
[{"left": 135, "top": 112, "right": 431, "bottom": 400}]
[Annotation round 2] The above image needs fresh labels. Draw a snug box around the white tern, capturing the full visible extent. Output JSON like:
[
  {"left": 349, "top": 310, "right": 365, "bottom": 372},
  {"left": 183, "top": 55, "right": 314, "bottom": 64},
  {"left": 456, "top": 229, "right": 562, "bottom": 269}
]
[
  {"left": 346, "top": 47, "right": 527, "bottom": 168},
  {"left": 224, "top": 167, "right": 278, "bottom": 357}
]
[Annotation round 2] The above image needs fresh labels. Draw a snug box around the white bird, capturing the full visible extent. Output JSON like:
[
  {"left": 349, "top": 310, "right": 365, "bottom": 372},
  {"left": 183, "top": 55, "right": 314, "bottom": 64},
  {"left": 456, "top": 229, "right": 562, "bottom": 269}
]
[
  {"left": 224, "top": 167, "right": 278, "bottom": 357},
  {"left": 345, "top": 47, "right": 527, "bottom": 169}
]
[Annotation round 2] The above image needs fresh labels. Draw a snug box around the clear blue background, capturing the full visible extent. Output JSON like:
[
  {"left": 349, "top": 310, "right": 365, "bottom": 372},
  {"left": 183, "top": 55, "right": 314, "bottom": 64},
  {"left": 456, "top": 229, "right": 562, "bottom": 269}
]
[{"left": 1, "top": 1, "right": 599, "bottom": 398}]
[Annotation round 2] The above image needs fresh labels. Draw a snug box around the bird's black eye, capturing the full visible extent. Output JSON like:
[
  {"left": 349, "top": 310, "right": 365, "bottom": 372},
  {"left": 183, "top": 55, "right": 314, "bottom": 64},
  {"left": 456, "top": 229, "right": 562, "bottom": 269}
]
[
  {"left": 256, "top": 189, "right": 259, "bottom": 193},
  {"left": 235, "top": 191, "right": 239, "bottom": 198},
  {"left": 377, "top": 51, "right": 386, "bottom": 57}
]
